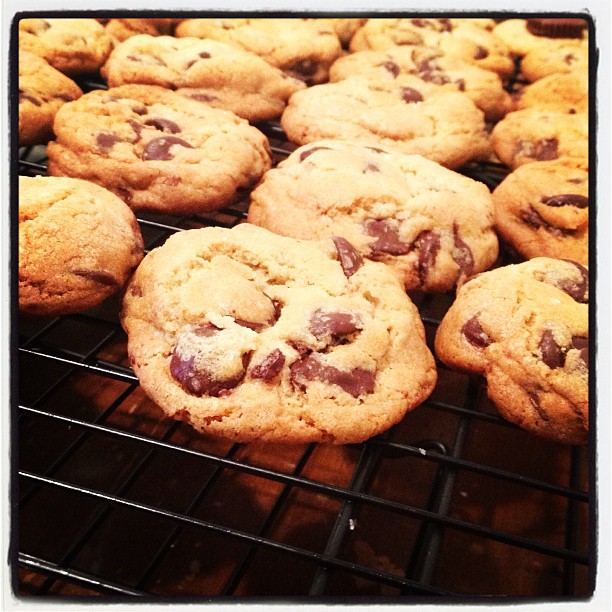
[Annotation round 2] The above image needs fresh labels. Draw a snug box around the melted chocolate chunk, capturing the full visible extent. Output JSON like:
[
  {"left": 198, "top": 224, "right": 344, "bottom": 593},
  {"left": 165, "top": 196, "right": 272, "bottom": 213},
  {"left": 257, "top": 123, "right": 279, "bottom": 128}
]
[
  {"left": 556, "top": 260, "right": 589, "bottom": 303},
  {"left": 461, "top": 316, "right": 492, "bottom": 348},
  {"left": 528, "top": 391, "right": 550, "bottom": 421},
  {"left": 189, "top": 93, "right": 218, "bottom": 102},
  {"left": 539, "top": 330, "right": 565, "bottom": 369},
  {"left": 419, "top": 69, "right": 450, "bottom": 85},
  {"left": 96, "top": 132, "right": 121, "bottom": 150},
  {"left": 365, "top": 219, "right": 411, "bottom": 256},
  {"left": 128, "top": 119, "right": 144, "bottom": 139},
  {"left": 299, "top": 145, "right": 331, "bottom": 162},
  {"left": 526, "top": 18, "right": 587, "bottom": 39},
  {"left": 332, "top": 236, "right": 363, "bottom": 278},
  {"left": 542, "top": 194, "right": 588, "bottom": 208},
  {"left": 199, "top": 51, "right": 212, "bottom": 59},
  {"left": 415, "top": 230, "right": 440, "bottom": 285},
  {"left": 144, "top": 117, "right": 181, "bottom": 133},
  {"left": 290, "top": 354, "right": 375, "bottom": 398},
  {"left": 142, "top": 136, "right": 193, "bottom": 161},
  {"left": 452, "top": 225, "right": 474, "bottom": 280},
  {"left": 400, "top": 86, "right": 424, "bottom": 103},
  {"left": 309, "top": 309, "right": 362, "bottom": 339},
  {"left": 520, "top": 207, "right": 574, "bottom": 236},
  {"left": 533, "top": 138, "right": 559, "bottom": 161},
  {"left": 378, "top": 60, "right": 400, "bottom": 78},
  {"left": 250, "top": 349, "right": 285, "bottom": 381},
  {"left": 571, "top": 336, "right": 588, "bottom": 367},
  {"left": 473, "top": 46, "right": 489, "bottom": 60}
]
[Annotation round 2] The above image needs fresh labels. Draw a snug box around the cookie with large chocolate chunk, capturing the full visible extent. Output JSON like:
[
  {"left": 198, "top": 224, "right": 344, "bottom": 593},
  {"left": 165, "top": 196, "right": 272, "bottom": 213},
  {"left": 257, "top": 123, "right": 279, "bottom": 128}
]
[
  {"left": 491, "top": 109, "right": 588, "bottom": 169},
  {"left": 46, "top": 84, "right": 271, "bottom": 215},
  {"left": 281, "top": 75, "right": 491, "bottom": 169},
  {"left": 19, "top": 50, "right": 83, "bottom": 146},
  {"left": 492, "top": 157, "right": 588, "bottom": 264},
  {"left": 101, "top": 34, "right": 305, "bottom": 122},
  {"left": 175, "top": 18, "right": 343, "bottom": 85},
  {"left": 435, "top": 257, "right": 589, "bottom": 445},
  {"left": 19, "top": 176, "right": 144, "bottom": 317},
  {"left": 248, "top": 140, "right": 498, "bottom": 292},
  {"left": 121, "top": 224, "right": 437, "bottom": 444}
]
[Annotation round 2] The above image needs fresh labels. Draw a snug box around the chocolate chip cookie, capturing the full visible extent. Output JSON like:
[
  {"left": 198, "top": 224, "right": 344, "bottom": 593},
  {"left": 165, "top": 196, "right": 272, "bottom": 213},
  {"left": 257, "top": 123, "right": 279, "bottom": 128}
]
[
  {"left": 329, "top": 46, "right": 513, "bottom": 121},
  {"left": 121, "top": 223, "right": 437, "bottom": 444},
  {"left": 280, "top": 75, "right": 491, "bottom": 169},
  {"left": 19, "top": 50, "right": 83, "bottom": 146},
  {"left": 19, "top": 175, "right": 144, "bottom": 317},
  {"left": 102, "top": 34, "right": 306, "bottom": 122},
  {"left": 492, "top": 157, "right": 588, "bottom": 265},
  {"left": 175, "top": 18, "right": 343, "bottom": 85},
  {"left": 46, "top": 84, "right": 272, "bottom": 215},
  {"left": 490, "top": 109, "right": 588, "bottom": 169},
  {"left": 349, "top": 18, "right": 515, "bottom": 79},
  {"left": 104, "top": 17, "right": 180, "bottom": 44},
  {"left": 247, "top": 140, "right": 498, "bottom": 292},
  {"left": 520, "top": 40, "right": 589, "bottom": 82},
  {"left": 434, "top": 257, "right": 589, "bottom": 445},
  {"left": 18, "top": 17, "right": 113, "bottom": 76},
  {"left": 515, "top": 71, "right": 588, "bottom": 114}
]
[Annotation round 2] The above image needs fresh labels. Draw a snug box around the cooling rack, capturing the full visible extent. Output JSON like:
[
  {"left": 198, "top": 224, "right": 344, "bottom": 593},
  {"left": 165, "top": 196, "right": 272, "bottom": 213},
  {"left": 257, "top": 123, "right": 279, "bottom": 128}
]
[{"left": 13, "top": 80, "right": 592, "bottom": 601}]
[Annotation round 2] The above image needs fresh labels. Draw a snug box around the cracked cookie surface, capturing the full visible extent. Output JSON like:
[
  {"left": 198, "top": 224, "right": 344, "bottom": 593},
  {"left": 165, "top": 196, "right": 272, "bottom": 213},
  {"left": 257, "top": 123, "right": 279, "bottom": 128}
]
[
  {"left": 248, "top": 140, "right": 498, "bottom": 292},
  {"left": 19, "top": 176, "right": 144, "bottom": 317},
  {"left": 47, "top": 84, "right": 272, "bottom": 214},
  {"left": 102, "top": 34, "right": 306, "bottom": 122},
  {"left": 121, "top": 223, "right": 437, "bottom": 444},
  {"left": 434, "top": 257, "right": 589, "bottom": 445},
  {"left": 280, "top": 75, "right": 491, "bottom": 169}
]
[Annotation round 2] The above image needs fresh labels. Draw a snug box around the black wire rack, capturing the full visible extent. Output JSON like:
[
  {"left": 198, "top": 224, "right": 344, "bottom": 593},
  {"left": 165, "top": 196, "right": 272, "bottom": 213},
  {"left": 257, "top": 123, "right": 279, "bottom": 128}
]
[{"left": 13, "top": 83, "right": 593, "bottom": 601}]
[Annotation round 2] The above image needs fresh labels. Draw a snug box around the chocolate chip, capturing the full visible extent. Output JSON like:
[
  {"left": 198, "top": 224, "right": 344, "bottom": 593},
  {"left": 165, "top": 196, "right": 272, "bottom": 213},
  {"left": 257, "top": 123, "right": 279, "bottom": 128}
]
[
  {"left": 291, "top": 59, "right": 318, "bottom": 77},
  {"left": 72, "top": 269, "right": 119, "bottom": 286},
  {"left": 415, "top": 230, "right": 440, "bottom": 285},
  {"left": 564, "top": 53, "right": 577, "bottom": 65},
  {"left": 519, "top": 206, "right": 574, "bottom": 236},
  {"left": 96, "top": 132, "right": 121, "bottom": 150},
  {"left": 309, "top": 309, "right": 362, "bottom": 339},
  {"left": 418, "top": 70, "right": 450, "bottom": 85},
  {"left": 250, "top": 349, "right": 285, "bottom": 381},
  {"left": 542, "top": 194, "right": 588, "bottom": 208},
  {"left": 571, "top": 336, "right": 588, "bottom": 367},
  {"left": 142, "top": 136, "right": 193, "bottom": 161},
  {"left": 461, "top": 315, "right": 492, "bottom": 348},
  {"left": 378, "top": 60, "right": 400, "bottom": 78},
  {"left": 556, "top": 260, "right": 589, "bottom": 303},
  {"left": 234, "top": 319, "right": 266, "bottom": 332},
  {"left": 363, "top": 162, "right": 380, "bottom": 173},
  {"left": 473, "top": 46, "right": 489, "bottom": 60},
  {"left": 332, "top": 236, "right": 363, "bottom": 278},
  {"left": 365, "top": 219, "right": 411, "bottom": 256},
  {"left": 189, "top": 92, "right": 218, "bottom": 102},
  {"left": 528, "top": 391, "right": 550, "bottom": 421},
  {"left": 199, "top": 51, "right": 211, "bottom": 59},
  {"left": 455, "top": 78, "right": 466, "bottom": 92},
  {"left": 290, "top": 354, "right": 375, "bottom": 398},
  {"left": 127, "top": 53, "right": 166, "bottom": 67},
  {"left": 400, "top": 86, "right": 424, "bottom": 103},
  {"left": 452, "top": 225, "right": 474, "bottom": 280},
  {"left": 539, "top": 330, "right": 565, "bottom": 369},
  {"left": 299, "top": 145, "right": 331, "bottom": 162},
  {"left": 534, "top": 138, "right": 559, "bottom": 161},
  {"left": 144, "top": 117, "right": 181, "bottom": 133}
]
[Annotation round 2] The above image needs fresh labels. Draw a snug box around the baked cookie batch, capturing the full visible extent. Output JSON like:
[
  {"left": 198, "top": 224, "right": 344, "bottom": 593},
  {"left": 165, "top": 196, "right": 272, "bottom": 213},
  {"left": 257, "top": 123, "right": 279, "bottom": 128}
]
[{"left": 18, "top": 15, "right": 591, "bottom": 445}]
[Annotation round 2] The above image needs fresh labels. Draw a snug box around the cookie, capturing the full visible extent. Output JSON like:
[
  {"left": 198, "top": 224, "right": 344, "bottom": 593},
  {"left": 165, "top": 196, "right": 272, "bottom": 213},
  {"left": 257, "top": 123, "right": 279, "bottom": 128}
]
[
  {"left": 175, "top": 18, "right": 343, "bottom": 85},
  {"left": 492, "top": 158, "right": 588, "bottom": 265},
  {"left": 515, "top": 71, "right": 588, "bottom": 114},
  {"left": 434, "top": 257, "right": 588, "bottom": 445},
  {"left": 101, "top": 34, "right": 306, "bottom": 122},
  {"left": 247, "top": 140, "right": 499, "bottom": 292},
  {"left": 490, "top": 109, "right": 588, "bottom": 169},
  {"left": 493, "top": 18, "right": 588, "bottom": 57},
  {"left": 104, "top": 18, "right": 180, "bottom": 44},
  {"left": 120, "top": 223, "right": 437, "bottom": 444},
  {"left": 280, "top": 75, "right": 491, "bottom": 169},
  {"left": 18, "top": 18, "right": 113, "bottom": 76},
  {"left": 520, "top": 40, "right": 589, "bottom": 82},
  {"left": 321, "top": 17, "right": 368, "bottom": 47},
  {"left": 19, "top": 175, "right": 144, "bottom": 317},
  {"left": 19, "top": 50, "right": 83, "bottom": 146},
  {"left": 46, "top": 84, "right": 272, "bottom": 215},
  {"left": 349, "top": 18, "right": 515, "bottom": 79},
  {"left": 329, "top": 46, "right": 514, "bottom": 121}
]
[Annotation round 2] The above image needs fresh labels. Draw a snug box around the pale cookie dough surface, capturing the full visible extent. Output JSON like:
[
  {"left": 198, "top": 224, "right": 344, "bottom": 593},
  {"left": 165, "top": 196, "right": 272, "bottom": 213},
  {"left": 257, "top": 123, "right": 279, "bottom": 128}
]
[
  {"left": 280, "top": 75, "right": 491, "bottom": 170},
  {"left": 175, "top": 18, "right": 343, "bottom": 85},
  {"left": 492, "top": 158, "right": 588, "bottom": 265},
  {"left": 349, "top": 18, "right": 515, "bottom": 78},
  {"left": 19, "top": 50, "right": 83, "bottom": 146},
  {"left": 121, "top": 224, "right": 437, "bottom": 444},
  {"left": 102, "top": 35, "right": 306, "bottom": 122},
  {"left": 248, "top": 141, "right": 498, "bottom": 292},
  {"left": 434, "top": 257, "right": 588, "bottom": 445},
  {"left": 19, "top": 176, "right": 144, "bottom": 317},
  {"left": 19, "top": 18, "right": 113, "bottom": 76},
  {"left": 329, "top": 46, "right": 513, "bottom": 121},
  {"left": 47, "top": 84, "right": 272, "bottom": 215},
  {"left": 491, "top": 109, "right": 588, "bottom": 169}
]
